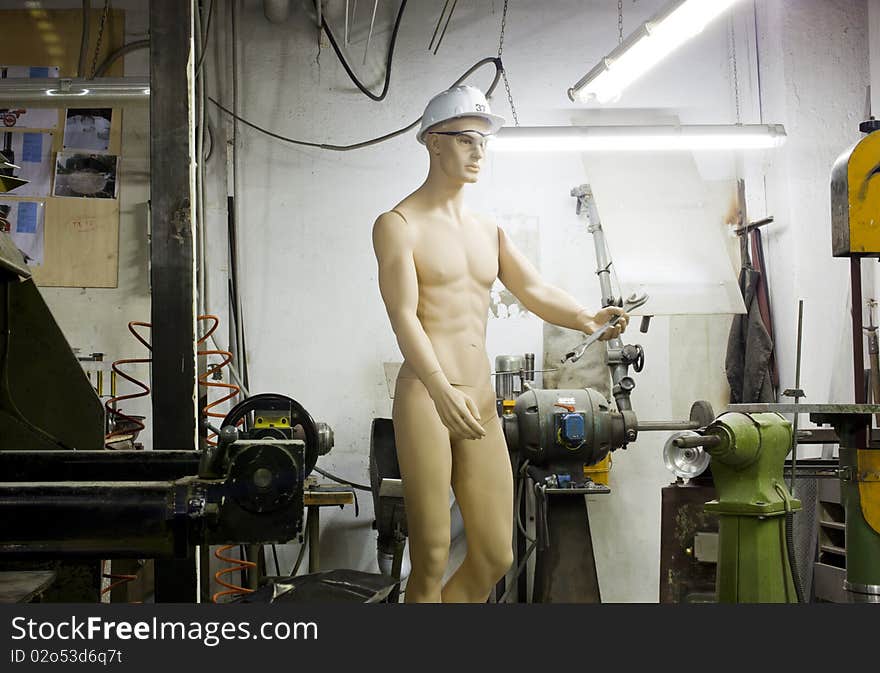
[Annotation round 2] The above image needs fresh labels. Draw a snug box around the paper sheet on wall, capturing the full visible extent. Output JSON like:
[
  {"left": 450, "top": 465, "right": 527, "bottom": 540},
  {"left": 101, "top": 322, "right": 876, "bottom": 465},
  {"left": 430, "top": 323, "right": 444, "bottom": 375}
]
[
  {"left": 0, "top": 66, "right": 60, "bottom": 129},
  {"left": 1, "top": 131, "right": 53, "bottom": 197},
  {"left": 581, "top": 153, "right": 746, "bottom": 315},
  {"left": 0, "top": 199, "right": 44, "bottom": 266}
]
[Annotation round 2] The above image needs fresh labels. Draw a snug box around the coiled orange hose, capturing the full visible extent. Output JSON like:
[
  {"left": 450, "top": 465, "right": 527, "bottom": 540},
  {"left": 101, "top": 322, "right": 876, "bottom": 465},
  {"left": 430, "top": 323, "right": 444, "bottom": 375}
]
[
  {"left": 101, "top": 560, "right": 140, "bottom": 601},
  {"left": 212, "top": 545, "right": 256, "bottom": 603},
  {"left": 105, "top": 321, "right": 152, "bottom": 439},
  {"left": 197, "top": 314, "right": 240, "bottom": 445}
]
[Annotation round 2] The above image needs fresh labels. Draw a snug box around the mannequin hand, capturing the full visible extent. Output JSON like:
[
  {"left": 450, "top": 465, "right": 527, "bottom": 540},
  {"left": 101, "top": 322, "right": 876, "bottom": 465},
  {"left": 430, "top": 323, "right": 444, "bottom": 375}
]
[
  {"left": 425, "top": 379, "right": 486, "bottom": 441},
  {"left": 582, "top": 306, "right": 629, "bottom": 341}
]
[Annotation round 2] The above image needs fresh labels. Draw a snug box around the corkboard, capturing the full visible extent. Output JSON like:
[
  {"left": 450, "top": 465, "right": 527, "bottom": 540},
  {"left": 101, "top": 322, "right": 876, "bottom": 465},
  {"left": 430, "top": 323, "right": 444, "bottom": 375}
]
[{"left": 0, "top": 7, "right": 125, "bottom": 288}]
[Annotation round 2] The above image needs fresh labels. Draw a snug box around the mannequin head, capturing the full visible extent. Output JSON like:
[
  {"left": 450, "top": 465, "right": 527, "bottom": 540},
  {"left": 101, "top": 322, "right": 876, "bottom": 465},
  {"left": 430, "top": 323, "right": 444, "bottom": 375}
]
[{"left": 424, "top": 116, "right": 493, "bottom": 184}]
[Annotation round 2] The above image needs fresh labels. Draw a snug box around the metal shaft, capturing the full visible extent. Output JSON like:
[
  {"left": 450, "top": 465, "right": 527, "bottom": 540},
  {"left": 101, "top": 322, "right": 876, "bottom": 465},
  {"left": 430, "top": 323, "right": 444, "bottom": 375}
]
[
  {"left": 790, "top": 300, "right": 804, "bottom": 493},
  {"left": 433, "top": 0, "right": 458, "bottom": 55},
  {"left": 637, "top": 420, "right": 702, "bottom": 432},
  {"left": 428, "top": 0, "right": 451, "bottom": 51},
  {"left": 672, "top": 434, "right": 722, "bottom": 450}
]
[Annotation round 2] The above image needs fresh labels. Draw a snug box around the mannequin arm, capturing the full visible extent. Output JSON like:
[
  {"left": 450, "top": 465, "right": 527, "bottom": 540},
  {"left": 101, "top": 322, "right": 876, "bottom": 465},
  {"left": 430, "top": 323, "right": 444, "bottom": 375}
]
[
  {"left": 373, "top": 213, "right": 445, "bottom": 385},
  {"left": 496, "top": 226, "right": 627, "bottom": 336},
  {"left": 373, "top": 212, "right": 485, "bottom": 439}
]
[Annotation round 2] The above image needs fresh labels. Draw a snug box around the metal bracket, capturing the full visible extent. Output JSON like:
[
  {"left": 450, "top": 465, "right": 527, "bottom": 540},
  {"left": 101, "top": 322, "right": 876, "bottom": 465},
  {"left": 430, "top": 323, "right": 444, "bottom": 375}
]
[{"left": 839, "top": 466, "right": 880, "bottom": 482}]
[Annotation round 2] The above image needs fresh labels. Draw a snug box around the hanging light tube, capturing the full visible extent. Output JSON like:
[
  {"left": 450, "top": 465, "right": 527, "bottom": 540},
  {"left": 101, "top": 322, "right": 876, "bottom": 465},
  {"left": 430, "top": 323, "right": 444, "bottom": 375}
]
[
  {"left": 569, "top": 0, "right": 744, "bottom": 104},
  {"left": 490, "top": 124, "right": 787, "bottom": 152},
  {"left": 0, "top": 77, "right": 150, "bottom": 106}
]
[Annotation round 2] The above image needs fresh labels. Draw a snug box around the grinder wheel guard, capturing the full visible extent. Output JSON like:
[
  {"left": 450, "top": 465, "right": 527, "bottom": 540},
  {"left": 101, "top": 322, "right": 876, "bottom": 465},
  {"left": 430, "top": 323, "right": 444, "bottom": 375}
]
[{"left": 221, "top": 393, "right": 320, "bottom": 477}]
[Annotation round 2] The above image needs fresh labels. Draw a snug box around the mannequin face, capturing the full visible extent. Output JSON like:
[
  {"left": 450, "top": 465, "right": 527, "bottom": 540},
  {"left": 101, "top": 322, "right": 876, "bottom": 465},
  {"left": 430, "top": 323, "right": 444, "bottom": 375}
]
[{"left": 425, "top": 116, "right": 493, "bottom": 184}]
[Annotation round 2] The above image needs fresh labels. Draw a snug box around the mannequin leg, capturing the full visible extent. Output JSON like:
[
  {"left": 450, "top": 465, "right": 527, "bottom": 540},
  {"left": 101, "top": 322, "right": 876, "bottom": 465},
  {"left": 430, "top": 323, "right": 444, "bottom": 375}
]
[
  {"left": 442, "top": 404, "right": 514, "bottom": 603},
  {"left": 392, "top": 377, "right": 453, "bottom": 603}
]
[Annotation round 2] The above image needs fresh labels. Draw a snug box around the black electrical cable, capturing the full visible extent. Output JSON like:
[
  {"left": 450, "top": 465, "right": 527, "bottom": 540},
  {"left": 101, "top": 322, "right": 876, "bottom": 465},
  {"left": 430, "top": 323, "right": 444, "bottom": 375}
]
[
  {"left": 785, "top": 511, "right": 805, "bottom": 603},
  {"left": 0, "top": 282, "right": 74, "bottom": 451},
  {"left": 313, "top": 465, "right": 370, "bottom": 492},
  {"left": 208, "top": 56, "right": 504, "bottom": 152},
  {"left": 321, "top": 0, "right": 407, "bottom": 102},
  {"left": 91, "top": 40, "right": 149, "bottom": 79},
  {"left": 289, "top": 514, "right": 309, "bottom": 576},
  {"left": 312, "top": 465, "right": 364, "bottom": 517},
  {"left": 516, "top": 460, "right": 535, "bottom": 543},
  {"left": 498, "top": 540, "right": 536, "bottom": 604}
]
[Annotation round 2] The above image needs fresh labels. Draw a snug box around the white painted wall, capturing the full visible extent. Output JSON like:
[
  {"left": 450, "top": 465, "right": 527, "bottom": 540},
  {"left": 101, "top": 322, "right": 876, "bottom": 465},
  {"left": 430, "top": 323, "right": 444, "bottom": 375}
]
[{"left": 11, "top": 0, "right": 869, "bottom": 602}]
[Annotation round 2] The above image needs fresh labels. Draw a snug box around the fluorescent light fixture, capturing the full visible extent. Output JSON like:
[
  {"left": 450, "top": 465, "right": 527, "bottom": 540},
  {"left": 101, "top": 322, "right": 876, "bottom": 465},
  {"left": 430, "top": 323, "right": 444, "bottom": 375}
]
[
  {"left": 490, "top": 124, "right": 787, "bottom": 152},
  {"left": 569, "top": 0, "right": 744, "bottom": 103},
  {"left": 0, "top": 77, "right": 150, "bottom": 106}
]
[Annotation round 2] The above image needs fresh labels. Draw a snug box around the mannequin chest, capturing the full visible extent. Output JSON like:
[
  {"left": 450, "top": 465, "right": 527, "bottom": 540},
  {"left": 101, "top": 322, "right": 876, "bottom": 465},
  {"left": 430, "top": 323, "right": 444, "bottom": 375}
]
[{"left": 412, "top": 219, "right": 499, "bottom": 289}]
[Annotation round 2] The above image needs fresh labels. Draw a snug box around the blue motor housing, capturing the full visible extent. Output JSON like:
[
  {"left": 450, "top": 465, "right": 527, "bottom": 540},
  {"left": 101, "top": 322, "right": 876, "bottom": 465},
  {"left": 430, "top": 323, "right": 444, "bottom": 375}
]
[{"left": 557, "top": 412, "right": 586, "bottom": 449}]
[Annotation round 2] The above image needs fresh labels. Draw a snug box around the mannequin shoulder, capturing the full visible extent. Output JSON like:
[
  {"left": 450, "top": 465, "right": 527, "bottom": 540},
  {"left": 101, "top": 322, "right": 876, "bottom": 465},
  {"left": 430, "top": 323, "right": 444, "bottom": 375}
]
[
  {"left": 469, "top": 211, "right": 502, "bottom": 237},
  {"left": 372, "top": 210, "right": 417, "bottom": 251}
]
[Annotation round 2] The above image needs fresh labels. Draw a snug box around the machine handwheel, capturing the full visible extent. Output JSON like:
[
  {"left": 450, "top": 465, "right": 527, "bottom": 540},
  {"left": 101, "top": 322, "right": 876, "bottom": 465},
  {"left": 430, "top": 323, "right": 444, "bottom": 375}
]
[{"left": 221, "top": 393, "right": 319, "bottom": 477}]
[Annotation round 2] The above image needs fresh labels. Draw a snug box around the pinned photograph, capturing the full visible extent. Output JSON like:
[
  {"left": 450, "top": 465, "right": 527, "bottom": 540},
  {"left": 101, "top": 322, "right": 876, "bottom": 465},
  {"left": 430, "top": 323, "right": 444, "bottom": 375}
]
[
  {"left": 63, "top": 108, "right": 112, "bottom": 152},
  {"left": 53, "top": 152, "right": 118, "bottom": 199}
]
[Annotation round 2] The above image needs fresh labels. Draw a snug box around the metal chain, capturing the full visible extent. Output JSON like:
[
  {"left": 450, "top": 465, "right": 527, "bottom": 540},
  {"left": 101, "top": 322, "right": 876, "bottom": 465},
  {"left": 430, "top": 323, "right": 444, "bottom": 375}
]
[
  {"left": 618, "top": 0, "right": 624, "bottom": 44},
  {"left": 497, "top": 0, "right": 520, "bottom": 126},
  {"left": 90, "top": 0, "right": 112, "bottom": 79},
  {"left": 728, "top": 17, "right": 741, "bottom": 124}
]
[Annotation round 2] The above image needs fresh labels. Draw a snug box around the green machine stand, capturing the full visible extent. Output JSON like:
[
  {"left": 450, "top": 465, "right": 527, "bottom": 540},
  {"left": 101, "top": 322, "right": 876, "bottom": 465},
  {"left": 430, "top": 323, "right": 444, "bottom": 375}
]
[
  {"left": 723, "top": 403, "right": 880, "bottom": 603},
  {"left": 676, "top": 411, "right": 801, "bottom": 602}
]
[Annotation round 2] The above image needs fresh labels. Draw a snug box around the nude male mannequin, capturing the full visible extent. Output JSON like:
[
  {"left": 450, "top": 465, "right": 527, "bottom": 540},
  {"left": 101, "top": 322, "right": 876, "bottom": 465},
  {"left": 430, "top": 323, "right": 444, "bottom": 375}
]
[{"left": 373, "top": 87, "right": 627, "bottom": 603}]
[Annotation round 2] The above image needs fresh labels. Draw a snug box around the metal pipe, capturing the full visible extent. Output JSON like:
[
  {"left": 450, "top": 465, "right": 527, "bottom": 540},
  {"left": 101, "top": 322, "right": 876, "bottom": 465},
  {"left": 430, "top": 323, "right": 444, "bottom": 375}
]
[
  {"left": 0, "top": 450, "right": 201, "bottom": 482},
  {"left": 0, "top": 482, "right": 182, "bottom": 559},
  {"left": 789, "top": 299, "right": 804, "bottom": 493},
  {"left": 432, "top": 0, "right": 458, "bottom": 55},
  {"left": 637, "top": 420, "right": 702, "bottom": 432},
  {"left": 673, "top": 434, "right": 722, "bottom": 450},
  {"left": 0, "top": 77, "right": 150, "bottom": 106},
  {"left": 428, "top": 0, "right": 450, "bottom": 51}
]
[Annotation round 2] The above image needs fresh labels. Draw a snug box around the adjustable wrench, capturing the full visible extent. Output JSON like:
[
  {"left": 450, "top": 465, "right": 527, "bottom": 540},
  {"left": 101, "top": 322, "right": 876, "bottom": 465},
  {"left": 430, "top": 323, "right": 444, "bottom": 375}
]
[{"left": 562, "top": 292, "right": 649, "bottom": 364}]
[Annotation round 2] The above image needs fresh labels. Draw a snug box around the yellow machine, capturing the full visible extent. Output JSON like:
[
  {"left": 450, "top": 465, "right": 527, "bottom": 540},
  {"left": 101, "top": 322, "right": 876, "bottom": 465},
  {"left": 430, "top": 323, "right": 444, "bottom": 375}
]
[{"left": 831, "top": 127, "right": 880, "bottom": 256}]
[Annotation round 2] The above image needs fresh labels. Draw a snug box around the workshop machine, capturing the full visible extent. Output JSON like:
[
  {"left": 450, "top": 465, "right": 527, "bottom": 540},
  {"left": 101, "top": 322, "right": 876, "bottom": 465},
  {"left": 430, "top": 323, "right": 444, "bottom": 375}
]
[
  {"left": 496, "top": 185, "right": 720, "bottom": 602},
  {"left": 0, "top": 231, "right": 333, "bottom": 600}
]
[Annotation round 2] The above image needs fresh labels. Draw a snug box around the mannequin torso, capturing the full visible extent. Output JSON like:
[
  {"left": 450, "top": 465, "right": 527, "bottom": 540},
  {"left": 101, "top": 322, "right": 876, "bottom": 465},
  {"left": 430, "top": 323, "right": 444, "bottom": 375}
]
[{"left": 390, "top": 205, "right": 498, "bottom": 386}]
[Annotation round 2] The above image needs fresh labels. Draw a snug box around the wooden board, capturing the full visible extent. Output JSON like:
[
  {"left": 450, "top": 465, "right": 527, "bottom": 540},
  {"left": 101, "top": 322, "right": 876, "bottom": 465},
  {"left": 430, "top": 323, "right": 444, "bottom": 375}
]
[
  {"left": 0, "top": 7, "right": 125, "bottom": 287},
  {"left": 34, "top": 197, "right": 119, "bottom": 286}
]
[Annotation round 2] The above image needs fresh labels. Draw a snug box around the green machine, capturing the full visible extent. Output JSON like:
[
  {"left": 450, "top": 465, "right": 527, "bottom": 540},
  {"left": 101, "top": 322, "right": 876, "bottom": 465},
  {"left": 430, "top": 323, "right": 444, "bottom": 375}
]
[
  {"left": 672, "top": 412, "right": 801, "bottom": 603},
  {"left": 677, "top": 404, "right": 880, "bottom": 603}
]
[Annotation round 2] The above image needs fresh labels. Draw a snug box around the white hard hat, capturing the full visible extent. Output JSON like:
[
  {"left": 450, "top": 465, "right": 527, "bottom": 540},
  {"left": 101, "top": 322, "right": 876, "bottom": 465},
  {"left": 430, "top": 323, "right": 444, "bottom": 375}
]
[{"left": 417, "top": 85, "right": 506, "bottom": 144}]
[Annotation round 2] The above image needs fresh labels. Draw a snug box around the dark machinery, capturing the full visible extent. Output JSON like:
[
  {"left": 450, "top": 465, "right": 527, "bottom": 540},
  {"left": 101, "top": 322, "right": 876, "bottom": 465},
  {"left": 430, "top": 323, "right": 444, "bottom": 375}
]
[
  {"left": 0, "top": 232, "right": 330, "bottom": 598},
  {"left": 0, "top": 390, "right": 328, "bottom": 559}
]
